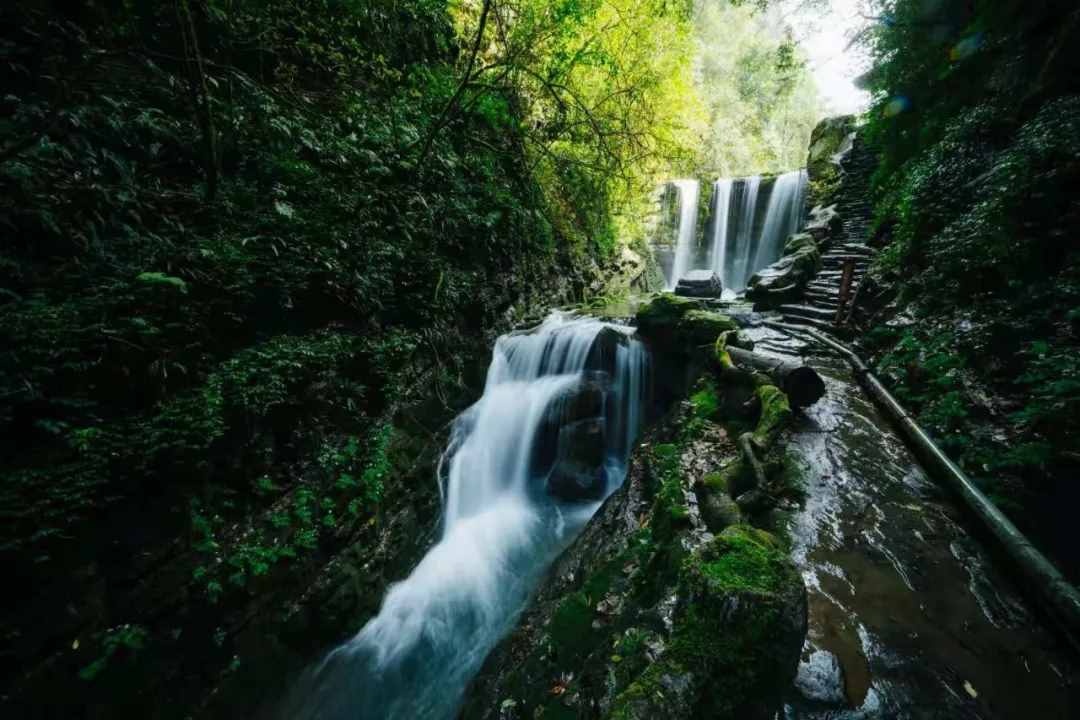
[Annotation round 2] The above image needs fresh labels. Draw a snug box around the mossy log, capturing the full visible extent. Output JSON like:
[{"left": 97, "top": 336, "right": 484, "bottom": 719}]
[{"left": 723, "top": 345, "right": 825, "bottom": 409}]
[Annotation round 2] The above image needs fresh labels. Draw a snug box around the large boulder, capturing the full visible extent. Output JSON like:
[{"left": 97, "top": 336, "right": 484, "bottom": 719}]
[
  {"left": 674, "top": 270, "right": 723, "bottom": 298},
  {"left": 745, "top": 235, "right": 821, "bottom": 308},
  {"left": 546, "top": 418, "right": 609, "bottom": 501}
]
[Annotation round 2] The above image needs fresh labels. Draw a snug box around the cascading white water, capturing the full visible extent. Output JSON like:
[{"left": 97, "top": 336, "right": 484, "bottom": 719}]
[
  {"left": 665, "top": 179, "right": 700, "bottom": 290},
  {"left": 726, "top": 175, "right": 762, "bottom": 292},
  {"left": 708, "top": 178, "right": 734, "bottom": 293},
  {"left": 708, "top": 169, "right": 807, "bottom": 293},
  {"left": 279, "top": 312, "right": 648, "bottom": 720},
  {"left": 750, "top": 169, "right": 808, "bottom": 280}
]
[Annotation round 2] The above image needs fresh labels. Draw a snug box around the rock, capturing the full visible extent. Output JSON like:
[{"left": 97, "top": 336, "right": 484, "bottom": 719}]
[
  {"left": 794, "top": 648, "right": 848, "bottom": 706},
  {"left": 635, "top": 293, "right": 699, "bottom": 334},
  {"left": 532, "top": 372, "right": 610, "bottom": 476},
  {"left": 546, "top": 418, "right": 609, "bottom": 501},
  {"left": 803, "top": 205, "right": 841, "bottom": 242},
  {"left": 585, "top": 326, "right": 631, "bottom": 376},
  {"left": 674, "top": 270, "right": 723, "bottom": 298},
  {"left": 745, "top": 237, "right": 821, "bottom": 308},
  {"left": 676, "top": 309, "right": 739, "bottom": 347}
]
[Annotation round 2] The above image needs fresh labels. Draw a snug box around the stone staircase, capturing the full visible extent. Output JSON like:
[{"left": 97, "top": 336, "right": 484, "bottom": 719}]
[{"left": 778, "top": 135, "right": 876, "bottom": 332}]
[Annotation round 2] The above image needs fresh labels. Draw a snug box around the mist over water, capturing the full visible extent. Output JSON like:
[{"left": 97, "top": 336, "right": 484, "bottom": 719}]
[{"left": 278, "top": 312, "right": 647, "bottom": 720}]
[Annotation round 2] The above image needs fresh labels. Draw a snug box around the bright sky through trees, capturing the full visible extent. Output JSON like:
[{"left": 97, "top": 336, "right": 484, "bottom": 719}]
[{"left": 786, "top": 0, "right": 872, "bottom": 114}]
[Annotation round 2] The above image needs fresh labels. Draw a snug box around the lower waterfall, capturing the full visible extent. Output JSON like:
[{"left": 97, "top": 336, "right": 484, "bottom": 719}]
[{"left": 278, "top": 312, "right": 648, "bottom": 720}]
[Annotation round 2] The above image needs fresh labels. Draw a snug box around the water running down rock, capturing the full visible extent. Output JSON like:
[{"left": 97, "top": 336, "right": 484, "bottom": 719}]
[{"left": 277, "top": 313, "right": 647, "bottom": 720}]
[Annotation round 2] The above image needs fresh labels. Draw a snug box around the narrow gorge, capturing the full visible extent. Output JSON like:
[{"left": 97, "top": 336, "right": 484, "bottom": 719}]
[{"left": 3, "top": 1, "right": 1079, "bottom": 719}]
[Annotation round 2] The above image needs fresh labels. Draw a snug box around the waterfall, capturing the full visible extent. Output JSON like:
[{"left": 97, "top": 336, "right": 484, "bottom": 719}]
[
  {"left": 708, "top": 178, "right": 734, "bottom": 293},
  {"left": 709, "top": 169, "right": 807, "bottom": 293},
  {"left": 279, "top": 312, "right": 648, "bottom": 720},
  {"left": 750, "top": 169, "right": 808, "bottom": 280},
  {"left": 665, "top": 179, "right": 700, "bottom": 290},
  {"left": 726, "top": 175, "right": 761, "bottom": 292}
]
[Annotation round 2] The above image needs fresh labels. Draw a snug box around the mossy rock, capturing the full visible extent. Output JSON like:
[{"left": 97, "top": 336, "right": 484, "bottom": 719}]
[
  {"left": 635, "top": 293, "right": 698, "bottom": 332},
  {"left": 783, "top": 232, "right": 818, "bottom": 256},
  {"left": 607, "top": 526, "right": 806, "bottom": 720},
  {"left": 676, "top": 310, "right": 738, "bottom": 348}
]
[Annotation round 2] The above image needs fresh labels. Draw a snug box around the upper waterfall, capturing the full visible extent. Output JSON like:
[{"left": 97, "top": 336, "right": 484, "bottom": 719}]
[
  {"left": 659, "top": 169, "right": 807, "bottom": 294},
  {"left": 665, "top": 179, "right": 701, "bottom": 291}
]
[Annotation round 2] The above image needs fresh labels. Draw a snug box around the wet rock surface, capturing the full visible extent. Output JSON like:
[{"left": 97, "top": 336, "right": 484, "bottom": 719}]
[
  {"left": 743, "top": 325, "right": 1079, "bottom": 720},
  {"left": 461, "top": 396, "right": 808, "bottom": 720},
  {"left": 674, "top": 270, "right": 723, "bottom": 298}
]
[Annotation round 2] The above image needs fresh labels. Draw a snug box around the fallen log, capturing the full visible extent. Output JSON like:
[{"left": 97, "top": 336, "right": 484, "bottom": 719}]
[{"left": 725, "top": 345, "right": 825, "bottom": 409}]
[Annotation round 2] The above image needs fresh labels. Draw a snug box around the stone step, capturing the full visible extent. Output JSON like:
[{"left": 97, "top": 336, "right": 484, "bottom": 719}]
[
  {"left": 779, "top": 314, "right": 838, "bottom": 332},
  {"left": 807, "top": 281, "right": 836, "bottom": 291},
  {"left": 778, "top": 304, "right": 837, "bottom": 321},
  {"left": 804, "top": 292, "right": 839, "bottom": 305}
]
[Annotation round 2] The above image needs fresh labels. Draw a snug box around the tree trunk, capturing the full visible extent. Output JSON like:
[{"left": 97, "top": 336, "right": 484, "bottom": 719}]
[{"left": 726, "top": 346, "right": 825, "bottom": 409}]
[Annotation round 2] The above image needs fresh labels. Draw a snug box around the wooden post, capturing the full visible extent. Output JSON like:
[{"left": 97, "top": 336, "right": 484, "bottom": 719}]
[{"left": 835, "top": 257, "right": 856, "bottom": 325}]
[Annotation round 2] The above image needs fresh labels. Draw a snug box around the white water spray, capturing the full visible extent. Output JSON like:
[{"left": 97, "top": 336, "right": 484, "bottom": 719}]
[{"left": 279, "top": 312, "right": 648, "bottom": 720}]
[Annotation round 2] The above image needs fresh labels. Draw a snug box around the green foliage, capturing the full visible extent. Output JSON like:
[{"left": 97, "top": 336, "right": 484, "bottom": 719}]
[
  {"left": 860, "top": 0, "right": 1080, "bottom": 554},
  {"left": 78, "top": 625, "right": 148, "bottom": 681},
  {"left": 690, "top": 1, "right": 824, "bottom": 176}
]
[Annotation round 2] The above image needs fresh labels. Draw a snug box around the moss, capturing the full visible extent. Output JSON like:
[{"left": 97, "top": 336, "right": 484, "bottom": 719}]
[
  {"left": 695, "top": 526, "right": 786, "bottom": 594},
  {"left": 701, "top": 471, "right": 727, "bottom": 493},
  {"left": 688, "top": 378, "right": 720, "bottom": 422},
  {"left": 136, "top": 271, "right": 188, "bottom": 292},
  {"left": 649, "top": 443, "right": 690, "bottom": 541},
  {"left": 550, "top": 592, "right": 596, "bottom": 663},
  {"left": 751, "top": 385, "right": 791, "bottom": 447}
]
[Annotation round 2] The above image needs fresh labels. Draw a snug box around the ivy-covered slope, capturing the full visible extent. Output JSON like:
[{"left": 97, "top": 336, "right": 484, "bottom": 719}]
[
  {"left": 0, "top": 2, "right": 617, "bottom": 714},
  {"left": 859, "top": 1, "right": 1080, "bottom": 574}
]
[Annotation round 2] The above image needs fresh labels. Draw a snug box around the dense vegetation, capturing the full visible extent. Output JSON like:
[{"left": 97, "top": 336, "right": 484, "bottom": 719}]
[
  {"left": 859, "top": 0, "right": 1080, "bottom": 573},
  {"left": 0, "top": 0, "right": 825, "bottom": 714}
]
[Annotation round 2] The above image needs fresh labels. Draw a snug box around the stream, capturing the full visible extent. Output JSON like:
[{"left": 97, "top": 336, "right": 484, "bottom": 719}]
[{"left": 745, "top": 324, "right": 1078, "bottom": 719}]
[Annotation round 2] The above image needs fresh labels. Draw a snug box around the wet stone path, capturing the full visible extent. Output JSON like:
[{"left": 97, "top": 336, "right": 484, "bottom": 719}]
[{"left": 745, "top": 325, "right": 1078, "bottom": 719}]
